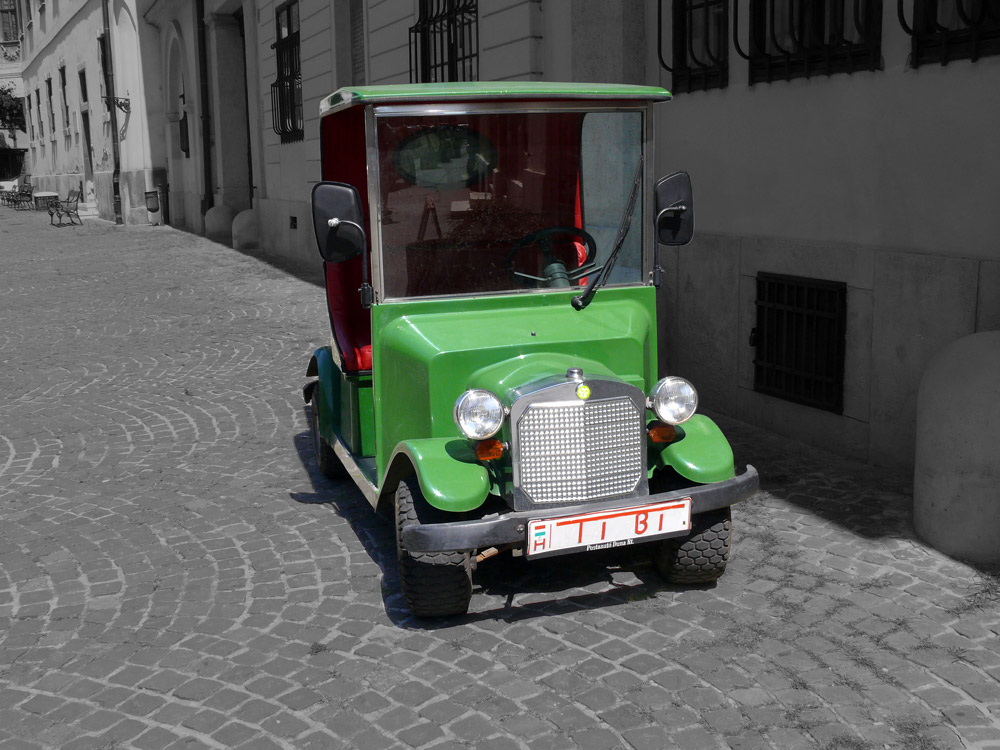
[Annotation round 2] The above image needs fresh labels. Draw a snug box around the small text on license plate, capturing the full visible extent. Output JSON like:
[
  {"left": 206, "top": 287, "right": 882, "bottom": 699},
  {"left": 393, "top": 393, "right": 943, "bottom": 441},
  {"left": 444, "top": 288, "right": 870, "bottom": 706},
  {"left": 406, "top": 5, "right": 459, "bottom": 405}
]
[{"left": 526, "top": 499, "right": 692, "bottom": 559}]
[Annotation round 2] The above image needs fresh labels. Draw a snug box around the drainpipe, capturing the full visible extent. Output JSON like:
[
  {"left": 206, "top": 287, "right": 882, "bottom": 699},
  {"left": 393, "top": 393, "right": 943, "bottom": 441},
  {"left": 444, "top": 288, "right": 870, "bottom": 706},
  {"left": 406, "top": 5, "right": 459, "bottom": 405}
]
[
  {"left": 196, "top": 0, "right": 213, "bottom": 218},
  {"left": 101, "top": 0, "right": 123, "bottom": 224}
]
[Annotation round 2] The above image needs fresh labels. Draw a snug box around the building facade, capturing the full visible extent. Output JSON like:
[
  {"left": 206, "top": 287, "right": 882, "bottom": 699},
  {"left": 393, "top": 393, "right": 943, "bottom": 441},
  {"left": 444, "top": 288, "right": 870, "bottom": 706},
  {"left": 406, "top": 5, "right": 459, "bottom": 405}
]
[
  {"left": 1, "top": 0, "right": 26, "bottom": 188},
  {"left": 15, "top": 0, "right": 998, "bottom": 472},
  {"left": 654, "top": 1, "right": 1000, "bottom": 471},
  {"left": 17, "top": 0, "right": 163, "bottom": 223}
]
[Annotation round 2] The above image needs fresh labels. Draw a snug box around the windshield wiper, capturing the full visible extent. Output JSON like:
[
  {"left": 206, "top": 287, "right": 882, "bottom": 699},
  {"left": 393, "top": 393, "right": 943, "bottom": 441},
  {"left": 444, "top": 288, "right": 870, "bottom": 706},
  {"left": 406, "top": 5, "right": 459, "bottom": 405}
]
[{"left": 571, "top": 159, "right": 644, "bottom": 311}]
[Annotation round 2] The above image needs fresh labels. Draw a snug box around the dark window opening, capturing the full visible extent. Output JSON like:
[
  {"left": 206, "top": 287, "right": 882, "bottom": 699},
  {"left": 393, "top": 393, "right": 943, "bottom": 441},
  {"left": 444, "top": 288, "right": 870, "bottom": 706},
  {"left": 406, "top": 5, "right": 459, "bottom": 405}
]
[
  {"left": 25, "top": 96, "right": 33, "bottom": 139},
  {"left": 59, "top": 66, "right": 68, "bottom": 128},
  {"left": 270, "top": 0, "right": 302, "bottom": 143},
  {"left": 409, "top": 0, "right": 479, "bottom": 83},
  {"left": 35, "top": 88, "right": 42, "bottom": 138},
  {"left": 735, "top": 0, "right": 883, "bottom": 84},
  {"left": 660, "top": 0, "right": 729, "bottom": 92},
  {"left": 78, "top": 68, "right": 88, "bottom": 103},
  {"left": 752, "top": 272, "right": 847, "bottom": 414},
  {"left": 98, "top": 33, "right": 112, "bottom": 111},
  {"left": 0, "top": 148, "right": 24, "bottom": 180},
  {"left": 900, "top": 0, "right": 1000, "bottom": 66},
  {"left": 45, "top": 77, "right": 54, "bottom": 132}
]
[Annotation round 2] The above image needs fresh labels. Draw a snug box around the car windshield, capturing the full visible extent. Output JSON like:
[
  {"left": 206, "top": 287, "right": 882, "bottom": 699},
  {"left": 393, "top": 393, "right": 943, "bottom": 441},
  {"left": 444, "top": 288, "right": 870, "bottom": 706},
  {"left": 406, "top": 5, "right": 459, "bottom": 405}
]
[{"left": 375, "top": 109, "right": 644, "bottom": 299}]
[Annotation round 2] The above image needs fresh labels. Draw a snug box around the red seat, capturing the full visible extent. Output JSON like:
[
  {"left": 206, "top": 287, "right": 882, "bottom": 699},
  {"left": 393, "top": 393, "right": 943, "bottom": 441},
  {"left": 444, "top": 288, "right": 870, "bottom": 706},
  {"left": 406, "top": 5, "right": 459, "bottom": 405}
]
[{"left": 325, "top": 258, "right": 372, "bottom": 372}]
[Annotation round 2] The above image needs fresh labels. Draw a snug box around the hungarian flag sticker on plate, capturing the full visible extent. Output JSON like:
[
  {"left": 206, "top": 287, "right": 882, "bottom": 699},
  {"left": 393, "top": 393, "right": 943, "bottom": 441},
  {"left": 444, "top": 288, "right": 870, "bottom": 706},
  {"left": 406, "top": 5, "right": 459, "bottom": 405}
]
[{"left": 526, "top": 499, "right": 692, "bottom": 559}]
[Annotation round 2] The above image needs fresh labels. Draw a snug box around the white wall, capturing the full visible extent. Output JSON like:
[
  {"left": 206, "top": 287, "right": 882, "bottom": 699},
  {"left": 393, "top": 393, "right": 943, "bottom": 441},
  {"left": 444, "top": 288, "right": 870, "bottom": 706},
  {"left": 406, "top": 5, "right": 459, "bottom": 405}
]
[{"left": 648, "top": 1, "right": 1000, "bottom": 470}]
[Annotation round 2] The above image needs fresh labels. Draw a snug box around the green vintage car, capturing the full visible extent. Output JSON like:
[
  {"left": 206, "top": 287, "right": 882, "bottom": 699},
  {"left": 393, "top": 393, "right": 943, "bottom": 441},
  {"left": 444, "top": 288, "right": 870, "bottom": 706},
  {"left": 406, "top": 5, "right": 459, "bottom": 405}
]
[{"left": 304, "top": 82, "right": 758, "bottom": 617}]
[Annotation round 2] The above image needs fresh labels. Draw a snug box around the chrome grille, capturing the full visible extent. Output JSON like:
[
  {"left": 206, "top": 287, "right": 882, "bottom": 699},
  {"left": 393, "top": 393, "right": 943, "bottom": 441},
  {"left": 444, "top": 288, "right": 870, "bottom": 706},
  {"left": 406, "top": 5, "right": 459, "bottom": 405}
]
[{"left": 517, "top": 397, "right": 643, "bottom": 504}]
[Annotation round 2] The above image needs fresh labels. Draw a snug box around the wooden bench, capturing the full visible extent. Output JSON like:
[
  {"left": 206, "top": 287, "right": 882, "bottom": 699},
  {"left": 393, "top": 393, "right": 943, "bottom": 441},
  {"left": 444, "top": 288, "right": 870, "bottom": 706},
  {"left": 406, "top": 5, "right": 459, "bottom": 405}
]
[{"left": 48, "top": 190, "right": 82, "bottom": 225}]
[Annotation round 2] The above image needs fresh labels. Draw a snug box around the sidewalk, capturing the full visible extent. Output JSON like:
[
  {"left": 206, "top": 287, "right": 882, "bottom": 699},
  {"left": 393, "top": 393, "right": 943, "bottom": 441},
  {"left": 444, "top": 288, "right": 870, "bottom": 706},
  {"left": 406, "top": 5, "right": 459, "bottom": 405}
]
[{"left": 0, "top": 207, "right": 997, "bottom": 750}]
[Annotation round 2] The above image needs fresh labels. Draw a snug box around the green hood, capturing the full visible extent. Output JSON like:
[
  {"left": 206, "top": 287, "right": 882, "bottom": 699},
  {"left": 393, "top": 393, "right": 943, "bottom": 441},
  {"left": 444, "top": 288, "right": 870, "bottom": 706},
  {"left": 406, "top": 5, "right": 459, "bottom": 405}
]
[{"left": 372, "top": 287, "right": 658, "bottom": 481}]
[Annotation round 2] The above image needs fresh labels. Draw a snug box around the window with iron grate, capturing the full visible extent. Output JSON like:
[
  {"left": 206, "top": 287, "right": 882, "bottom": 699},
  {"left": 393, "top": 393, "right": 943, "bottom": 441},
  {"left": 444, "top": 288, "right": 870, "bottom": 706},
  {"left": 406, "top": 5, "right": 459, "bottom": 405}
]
[
  {"left": 734, "top": 0, "right": 883, "bottom": 84},
  {"left": 409, "top": 0, "right": 479, "bottom": 83},
  {"left": 661, "top": 0, "right": 729, "bottom": 93},
  {"left": 752, "top": 273, "right": 847, "bottom": 414},
  {"left": 900, "top": 0, "right": 1000, "bottom": 66},
  {"left": 271, "top": 0, "right": 302, "bottom": 144}
]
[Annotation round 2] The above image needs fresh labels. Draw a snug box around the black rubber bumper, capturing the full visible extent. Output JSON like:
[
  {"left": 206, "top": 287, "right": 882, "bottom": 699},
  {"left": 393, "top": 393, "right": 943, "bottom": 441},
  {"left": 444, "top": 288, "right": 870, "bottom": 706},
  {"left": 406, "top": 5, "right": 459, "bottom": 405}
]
[{"left": 401, "top": 464, "right": 760, "bottom": 553}]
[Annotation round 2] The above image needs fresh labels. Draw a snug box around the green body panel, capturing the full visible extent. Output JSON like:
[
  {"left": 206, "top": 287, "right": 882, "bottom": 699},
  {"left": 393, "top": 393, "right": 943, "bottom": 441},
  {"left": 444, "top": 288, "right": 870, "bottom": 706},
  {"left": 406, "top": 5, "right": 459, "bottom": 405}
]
[
  {"left": 312, "top": 346, "right": 375, "bottom": 457},
  {"left": 389, "top": 439, "right": 490, "bottom": 512},
  {"left": 650, "top": 415, "right": 736, "bottom": 484},
  {"left": 372, "top": 287, "right": 658, "bottom": 500},
  {"left": 341, "top": 374, "right": 375, "bottom": 457},
  {"left": 322, "top": 82, "right": 671, "bottom": 115}
]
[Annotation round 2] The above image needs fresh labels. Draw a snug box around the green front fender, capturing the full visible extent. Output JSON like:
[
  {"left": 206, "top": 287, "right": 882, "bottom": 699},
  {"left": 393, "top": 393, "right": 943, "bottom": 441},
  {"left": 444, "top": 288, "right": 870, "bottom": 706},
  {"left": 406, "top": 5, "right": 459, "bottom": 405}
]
[
  {"left": 385, "top": 438, "right": 490, "bottom": 513},
  {"left": 650, "top": 415, "right": 736, "bottom": 484}
]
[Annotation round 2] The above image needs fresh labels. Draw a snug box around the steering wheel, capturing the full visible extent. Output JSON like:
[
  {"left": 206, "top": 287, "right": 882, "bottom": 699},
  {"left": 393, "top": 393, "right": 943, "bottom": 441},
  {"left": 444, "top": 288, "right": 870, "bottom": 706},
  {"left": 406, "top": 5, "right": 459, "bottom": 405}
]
[{"left": 505, "top": 226, "right": 599, "bottom": 289}]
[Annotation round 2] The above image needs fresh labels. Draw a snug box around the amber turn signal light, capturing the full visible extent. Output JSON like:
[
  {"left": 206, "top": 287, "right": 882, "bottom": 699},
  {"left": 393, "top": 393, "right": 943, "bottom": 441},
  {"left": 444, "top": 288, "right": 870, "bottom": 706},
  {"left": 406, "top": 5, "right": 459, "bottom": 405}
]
[
  {"left": 475, "top": 439, "right": 505, "bottom": 461},
  {"left": 648, "top": 424, "right": 676, "bottom": 443}
]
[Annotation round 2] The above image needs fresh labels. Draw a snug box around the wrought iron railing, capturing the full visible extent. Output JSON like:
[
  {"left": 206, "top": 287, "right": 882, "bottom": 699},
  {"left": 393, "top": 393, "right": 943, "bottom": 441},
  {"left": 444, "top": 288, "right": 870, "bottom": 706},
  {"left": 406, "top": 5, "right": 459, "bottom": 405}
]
[
  {"left": 734, "top": 0, "right": 883, "bottom": 83},
  {"left": 898, "top": 0, "right": 1000, "bottom": 65},
  {"left": 752, "top": 273, "right": 847, "bottom": 414},
  {"left": 409, "top": 0, "right": 479, "bottom": 84},
  {"left": 271, "top": 30, "right": 302, "bottom": 142},
  {"left": 659, "top": 0, "right": 729, "bottom": 92}
]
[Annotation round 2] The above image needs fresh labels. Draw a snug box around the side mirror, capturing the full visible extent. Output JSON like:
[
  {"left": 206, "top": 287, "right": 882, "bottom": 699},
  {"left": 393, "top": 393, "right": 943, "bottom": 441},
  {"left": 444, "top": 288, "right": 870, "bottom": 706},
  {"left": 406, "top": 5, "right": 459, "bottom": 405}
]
[
  {"left": 654, "top": 171, "right": 695, "bottom": 246},
  {"left": 312, "top": 181, "right": 366, "bottom": 262}
]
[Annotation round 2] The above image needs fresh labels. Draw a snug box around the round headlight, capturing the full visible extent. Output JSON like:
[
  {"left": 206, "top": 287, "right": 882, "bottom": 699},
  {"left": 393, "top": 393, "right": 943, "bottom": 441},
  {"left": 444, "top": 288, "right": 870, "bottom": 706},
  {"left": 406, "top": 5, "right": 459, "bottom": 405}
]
[
  {"left": 453, "top": 389, "right": 504, "bottom": 440},
  {"left": 649, "top": 376, "right": 698, "bottom": 425}
]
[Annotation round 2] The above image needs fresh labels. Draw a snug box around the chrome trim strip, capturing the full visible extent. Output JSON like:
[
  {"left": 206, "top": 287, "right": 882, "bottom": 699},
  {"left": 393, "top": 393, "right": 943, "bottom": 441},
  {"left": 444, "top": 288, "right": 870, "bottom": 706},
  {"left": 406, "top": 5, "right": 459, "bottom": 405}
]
[
  {"left": 643, "top": 103, "right": 654, "bottom": 281},
  {"left": 331, "top": 434, "right": 380, "bottom": 508},
  {"left": 364, "top": 104, "right": 384, "bottom": 304}
]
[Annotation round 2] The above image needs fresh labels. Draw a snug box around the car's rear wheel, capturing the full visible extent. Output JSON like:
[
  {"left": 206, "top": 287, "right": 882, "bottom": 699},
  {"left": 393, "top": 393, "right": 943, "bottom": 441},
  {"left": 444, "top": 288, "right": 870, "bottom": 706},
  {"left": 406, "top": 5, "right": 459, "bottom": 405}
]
[
  {"left": 654, "top": 506, "right": 731, "bottom": 584},
  {"left": 395, "top": 476, "right": 472, "bottom": 617},
  {"left": 309, "top": 393, "right": 347, "bottom": 479}
]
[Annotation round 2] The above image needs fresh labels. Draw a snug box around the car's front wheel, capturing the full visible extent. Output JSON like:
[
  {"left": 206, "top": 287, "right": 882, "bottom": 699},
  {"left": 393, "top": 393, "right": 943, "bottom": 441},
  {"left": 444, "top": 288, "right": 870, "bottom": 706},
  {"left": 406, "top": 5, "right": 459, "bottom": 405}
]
[
  {"left": 395, "top": 476, "right": 472, "bottom": 617},
  {"left": 654, "top": 506, "right": 731, "bottom": 584}
]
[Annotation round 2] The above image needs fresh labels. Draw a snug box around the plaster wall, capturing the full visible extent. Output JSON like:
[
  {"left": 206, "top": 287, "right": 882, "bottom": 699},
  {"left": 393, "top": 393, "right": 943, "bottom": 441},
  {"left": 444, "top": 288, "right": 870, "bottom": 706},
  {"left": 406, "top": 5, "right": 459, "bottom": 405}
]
[
  {"left": 647, "top": 2, "right": 1000, "bottom": 471},
  {"left": 140, "top": 0, "right": 208, "bottom": 234}
]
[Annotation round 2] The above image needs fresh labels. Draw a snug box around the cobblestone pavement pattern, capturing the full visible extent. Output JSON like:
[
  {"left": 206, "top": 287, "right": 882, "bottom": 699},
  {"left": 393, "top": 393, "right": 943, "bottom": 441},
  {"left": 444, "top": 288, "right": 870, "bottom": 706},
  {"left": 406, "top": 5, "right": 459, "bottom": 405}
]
[{"left": 1, "top": 208, "right": 998, "bottom": 750}]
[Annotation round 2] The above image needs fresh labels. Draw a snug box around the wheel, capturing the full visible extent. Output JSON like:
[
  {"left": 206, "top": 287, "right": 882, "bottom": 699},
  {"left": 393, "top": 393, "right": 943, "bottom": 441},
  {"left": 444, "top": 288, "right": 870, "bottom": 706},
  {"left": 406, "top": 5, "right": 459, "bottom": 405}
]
[
  {"left": 654, "top": 507, "right": 731, "bottom": 584},
  {"left": 309, "top": 393, "right": 347, "bottom": 479},
  {"left": 395, "top": 476, "right": 472, "bottom": 617},
  {"left": 505, "top": 226, "right": 598, "bottom": 288}
]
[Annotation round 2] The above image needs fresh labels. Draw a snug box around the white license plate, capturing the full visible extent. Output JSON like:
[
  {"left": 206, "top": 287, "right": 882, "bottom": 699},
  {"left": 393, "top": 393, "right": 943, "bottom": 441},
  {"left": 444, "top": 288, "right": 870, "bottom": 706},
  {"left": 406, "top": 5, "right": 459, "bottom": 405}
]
[{"left": 526, "top": 499, "right": 692, "bottom": 559}]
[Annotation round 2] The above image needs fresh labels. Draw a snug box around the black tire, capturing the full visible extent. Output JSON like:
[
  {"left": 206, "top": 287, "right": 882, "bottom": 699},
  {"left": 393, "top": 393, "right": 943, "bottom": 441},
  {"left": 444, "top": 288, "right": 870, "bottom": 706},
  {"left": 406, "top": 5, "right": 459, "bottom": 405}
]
[
  {"left": 654, "top": 507, "right": 731, "bottom": 584},
  {"left": 309, "top": 394, "right": 347, "bottom": 479},
  {"left": 395, "top": 476, "right": 472, "bottom": 617}
]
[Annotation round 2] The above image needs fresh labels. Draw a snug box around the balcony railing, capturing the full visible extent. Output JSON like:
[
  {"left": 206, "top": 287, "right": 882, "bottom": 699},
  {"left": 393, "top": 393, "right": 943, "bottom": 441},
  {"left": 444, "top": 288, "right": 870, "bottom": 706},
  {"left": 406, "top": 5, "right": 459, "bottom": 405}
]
[
  {"left": 898, "top": 0, "right": 1000, "bottom": 66},
  {"left": 734, "top": 0, "right": 884, "bottom": 83}
]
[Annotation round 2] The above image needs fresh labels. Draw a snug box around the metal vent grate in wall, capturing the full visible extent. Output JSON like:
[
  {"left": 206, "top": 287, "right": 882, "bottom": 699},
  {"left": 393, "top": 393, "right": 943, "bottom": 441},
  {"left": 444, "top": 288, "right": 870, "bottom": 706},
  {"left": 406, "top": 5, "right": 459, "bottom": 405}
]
[{"left": 752, "top": 272, "right": 847, "bottom": 414}]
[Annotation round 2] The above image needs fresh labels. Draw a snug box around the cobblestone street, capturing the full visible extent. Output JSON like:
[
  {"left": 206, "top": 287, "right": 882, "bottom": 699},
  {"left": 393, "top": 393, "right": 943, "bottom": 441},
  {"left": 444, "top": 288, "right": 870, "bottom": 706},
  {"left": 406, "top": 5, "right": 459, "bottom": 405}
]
[{"left": 1, "top": 208, "right": 998, "bottom": 750}]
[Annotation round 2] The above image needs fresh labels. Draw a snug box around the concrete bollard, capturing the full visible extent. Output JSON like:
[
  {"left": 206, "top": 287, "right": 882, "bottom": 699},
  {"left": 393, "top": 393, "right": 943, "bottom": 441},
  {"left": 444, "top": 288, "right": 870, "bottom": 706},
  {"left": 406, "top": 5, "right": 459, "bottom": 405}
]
[
  {"left": 205, "top": 205, "right": 237, "bottom": 246},
  {"left": 913, "top": 331, "right": 1000, "bottom": 565}
]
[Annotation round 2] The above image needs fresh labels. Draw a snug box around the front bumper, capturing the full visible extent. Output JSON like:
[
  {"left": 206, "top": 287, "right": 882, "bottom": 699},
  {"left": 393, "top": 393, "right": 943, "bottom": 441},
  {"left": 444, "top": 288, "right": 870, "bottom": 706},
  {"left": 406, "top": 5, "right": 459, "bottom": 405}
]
[{"left": 401, "top": 464, "right": 759, "bottom": 553}]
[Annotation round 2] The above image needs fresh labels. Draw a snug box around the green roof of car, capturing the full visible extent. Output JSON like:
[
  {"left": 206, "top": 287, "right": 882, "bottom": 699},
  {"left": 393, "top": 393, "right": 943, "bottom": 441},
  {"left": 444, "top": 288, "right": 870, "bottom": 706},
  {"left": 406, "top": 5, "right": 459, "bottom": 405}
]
[{"left": 320, "top": 82, "right": 671, "bottom": 115}]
